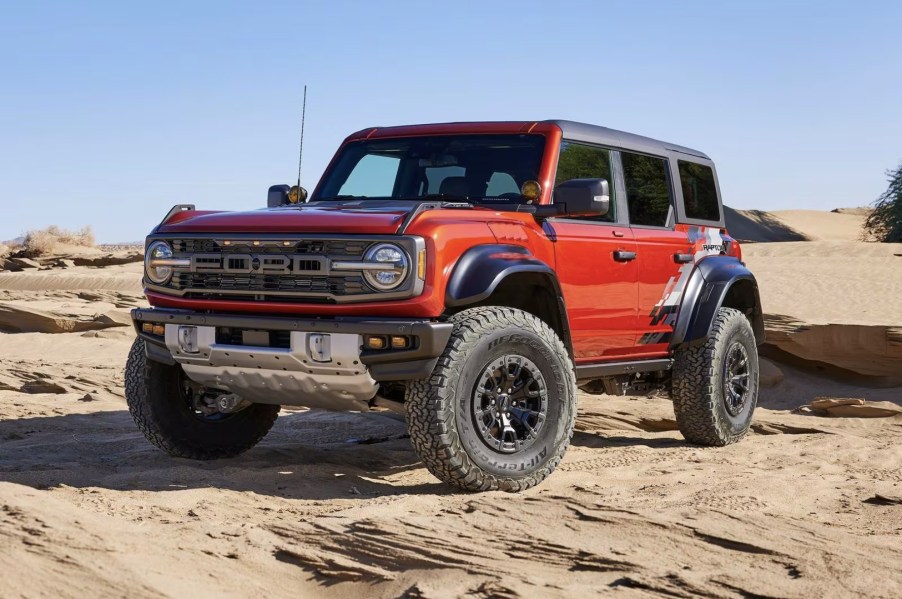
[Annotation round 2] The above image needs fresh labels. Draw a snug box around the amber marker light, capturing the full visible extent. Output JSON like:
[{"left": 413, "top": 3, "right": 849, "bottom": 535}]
[
  {"left": 417, "top": 249, "right": 426, "bottom": 280},
  {"left": 365, "top": 336, "right": 387, "bottom": 350},
  {"left": 390, "top": 336, "right": 410, "bottom": 349},
  {"left": 521, "top": 180, "right": 542, "bottom": 203}
]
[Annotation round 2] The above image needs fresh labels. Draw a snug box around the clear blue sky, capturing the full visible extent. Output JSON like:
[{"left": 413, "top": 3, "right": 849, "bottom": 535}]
[{"left": 1, "top": 1, "right": 900, "bottom": 242}]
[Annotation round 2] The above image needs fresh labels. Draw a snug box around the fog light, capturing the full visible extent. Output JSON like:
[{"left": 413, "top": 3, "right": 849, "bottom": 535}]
[
  {"left": 390, "top": 336, "right": 410, "bottom": 349},
  {"left": 142, "top": 322, "right": 153, "bottom": 333},
  {"left": 152, "top": 324, "right": 165, "bottom": 336},
  {"left": 178, "top": 325, "right": 199, "bottom": 353},
  {"left": 365, "top": 335, "right": 387, "bottom": 350}
]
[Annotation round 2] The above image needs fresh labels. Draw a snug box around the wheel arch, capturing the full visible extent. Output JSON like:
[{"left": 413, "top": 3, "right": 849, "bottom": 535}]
[
  {"left": 671, "top": 257, "right": 765, "bottom": 347},
  {"left": 445, "top": 244, "right": 573, "bottom": 357}
]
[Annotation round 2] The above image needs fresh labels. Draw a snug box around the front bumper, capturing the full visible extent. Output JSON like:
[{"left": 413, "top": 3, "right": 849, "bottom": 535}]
[{"left": 132, "top": 308, "right": 452, "bottom": 410}]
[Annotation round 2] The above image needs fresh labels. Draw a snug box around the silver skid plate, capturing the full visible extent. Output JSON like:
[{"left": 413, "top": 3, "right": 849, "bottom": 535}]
[{"left": 164, "top": 325, "right": 377, "bottom": 411}]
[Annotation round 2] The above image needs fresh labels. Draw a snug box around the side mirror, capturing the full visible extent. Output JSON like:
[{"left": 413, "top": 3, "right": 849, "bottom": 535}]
[
  {"left": 268, "top": 184, "right": 290, "bottom": 207},
  {"left": 552, "top": 178, "right": 610, "bottom": 217}
]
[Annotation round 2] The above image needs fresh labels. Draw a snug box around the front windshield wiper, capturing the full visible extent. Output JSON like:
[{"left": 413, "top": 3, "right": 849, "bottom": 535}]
[
  {"left": 315, "top": 195, "right": 369, "bottom": 201},
  {"left": 402, "top": 194, "right": 472, "bottom": 203}
]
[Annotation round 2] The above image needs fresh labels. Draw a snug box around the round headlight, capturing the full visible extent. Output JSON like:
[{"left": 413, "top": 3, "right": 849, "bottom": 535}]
[
  {"left": 363, "top": 243, "right": 409, "bottom": 291},
  {"left": 145, "top": 240, "right": 174, "bottom": 285}
]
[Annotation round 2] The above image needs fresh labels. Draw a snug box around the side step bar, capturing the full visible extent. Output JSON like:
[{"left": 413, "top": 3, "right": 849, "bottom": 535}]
[{"left": 574, "top": 358, "right": 673, "bottom": 383}]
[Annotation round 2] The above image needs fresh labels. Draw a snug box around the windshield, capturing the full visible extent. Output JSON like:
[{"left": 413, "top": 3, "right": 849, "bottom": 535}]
[{"left": 313, "top": 134, "right": 546, "bottom": 204}]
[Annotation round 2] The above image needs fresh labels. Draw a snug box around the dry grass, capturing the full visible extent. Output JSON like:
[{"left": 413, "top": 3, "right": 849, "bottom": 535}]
[
  {"left": 0, "top": 242, "right": 9, "bottom": 260},
  {"left": 23, "top": 226, "right": 95, "bottom": 257}
]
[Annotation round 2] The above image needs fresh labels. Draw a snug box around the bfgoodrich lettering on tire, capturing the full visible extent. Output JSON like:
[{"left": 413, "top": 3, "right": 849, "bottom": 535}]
[
  {"left": 671, "top": 307, "right": 759, "bottom": 446},
  {"left": 405, "top": 307, "right": 577, "bottom": 492}
]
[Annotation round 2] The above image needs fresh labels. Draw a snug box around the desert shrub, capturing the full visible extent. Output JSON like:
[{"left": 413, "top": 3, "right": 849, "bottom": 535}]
[
  {"left": 863, "top": 162, "right": 902, "bottom": 243},
  {"left": 0, "top": 242, "right": 9, "bottom": 259},
  {"left": 23, "top": 225, "right": 96, "bottom": 257}
]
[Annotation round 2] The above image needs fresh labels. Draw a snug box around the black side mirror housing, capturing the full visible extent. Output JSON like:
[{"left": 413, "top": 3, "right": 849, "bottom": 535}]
[
  {"left": 551, "top": 178, "right": 611, "bottom": 217},
  {"left": 268, "top": 184, "right": 290, "bottom": 207}
]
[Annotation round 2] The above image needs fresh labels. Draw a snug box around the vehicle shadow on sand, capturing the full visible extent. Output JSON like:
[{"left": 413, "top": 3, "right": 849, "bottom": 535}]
[
  {"left": 0, "top": 408, "right": 453, "bottom": 499},
  {"left": 0, "top": 407, "right": 686, "bottom": 498}
]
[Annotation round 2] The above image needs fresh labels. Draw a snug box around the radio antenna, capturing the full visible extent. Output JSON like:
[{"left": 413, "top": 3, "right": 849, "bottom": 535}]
[{"left": 296, "top": 85, "right": 307, "bottom": 191}]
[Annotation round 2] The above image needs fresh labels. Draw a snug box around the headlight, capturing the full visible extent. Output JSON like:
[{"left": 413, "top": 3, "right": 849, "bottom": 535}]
[
  {"left": 362, "top": 243, "right": 409, "bottom": 291},
  {"left": 145, "top": 240, "right": 174, "bottom": 284}
]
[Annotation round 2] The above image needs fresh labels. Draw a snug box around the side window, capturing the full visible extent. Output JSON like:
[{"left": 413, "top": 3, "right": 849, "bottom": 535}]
[
  {"left": 554, "top": 141, "right": 615, "bottom": 221},
  {"left": 678, "top": 161, "right": 720, "bottom": 221},
  {"left": 621, "top": 152, "right": 672, "bottom": 227},
  {"left": 339, "top": 154, "right": 400, "bottom": 197}
]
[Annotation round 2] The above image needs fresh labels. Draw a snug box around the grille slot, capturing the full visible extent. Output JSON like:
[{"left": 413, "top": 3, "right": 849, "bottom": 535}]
[{"left": 172, "top": 273, "right": 366, "bottom": 295}]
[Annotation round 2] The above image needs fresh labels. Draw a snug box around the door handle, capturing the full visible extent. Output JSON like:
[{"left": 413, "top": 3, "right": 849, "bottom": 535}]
[
  {"left": 673, "top": 253, "right": 693, "bottom": 264},
  {"left": 613, "top": 250, "right": 637, "bottom": 262}
]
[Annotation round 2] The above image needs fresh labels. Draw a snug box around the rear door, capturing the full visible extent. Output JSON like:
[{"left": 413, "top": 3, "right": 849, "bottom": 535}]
[
  {"left": 547, "top": 141, "right": 639, "bottom": 360},
  {"left": 619, "top": 150, "right": 691, "bottom": 357}
]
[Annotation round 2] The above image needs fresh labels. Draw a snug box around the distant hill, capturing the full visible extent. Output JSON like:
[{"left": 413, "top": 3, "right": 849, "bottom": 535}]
[{"left": 723, "top": 207, "right": 809, "bottom": 242}]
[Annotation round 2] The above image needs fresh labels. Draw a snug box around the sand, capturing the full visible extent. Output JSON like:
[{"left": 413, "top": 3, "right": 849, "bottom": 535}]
[{"left": 1, "top": 213, "right": 900, "bottom": 598}]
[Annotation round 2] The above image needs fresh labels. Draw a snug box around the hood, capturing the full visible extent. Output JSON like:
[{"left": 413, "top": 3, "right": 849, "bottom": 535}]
[{"left": 156, "top": 203, "right": 412, "bottom": 235}]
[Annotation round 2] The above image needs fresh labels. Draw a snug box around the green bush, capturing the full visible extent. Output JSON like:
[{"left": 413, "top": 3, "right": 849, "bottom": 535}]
[{"left": 863, "top": 162, "right": 902, "bottom": 242}]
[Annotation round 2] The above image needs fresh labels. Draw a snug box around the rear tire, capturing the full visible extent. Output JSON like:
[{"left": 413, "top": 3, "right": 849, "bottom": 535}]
[
  {"left": 671, "top": 307, "right": 759, "bottom": 446},
  {"left": 405, "top": 307, "right": 577, "bottom": 492},
  {"left": 124, "top": 338, "right": 279, "bottom": 460}
]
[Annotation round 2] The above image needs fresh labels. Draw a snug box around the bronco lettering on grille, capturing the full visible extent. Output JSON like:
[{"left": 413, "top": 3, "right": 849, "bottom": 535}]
[{"left": 191, "top": 254, "right": 325, "bottom": 275}]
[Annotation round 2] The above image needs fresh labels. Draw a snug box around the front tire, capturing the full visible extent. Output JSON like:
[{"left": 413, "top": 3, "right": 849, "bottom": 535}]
[
  {"left": 405, "top": 307, "right": 577, "bottom": 492},
  {"left": 124, "top": 338, "right": 280, "bottom": 460},
  {"left": 671, "top": 307, "right": 759, "bottom": 446}
]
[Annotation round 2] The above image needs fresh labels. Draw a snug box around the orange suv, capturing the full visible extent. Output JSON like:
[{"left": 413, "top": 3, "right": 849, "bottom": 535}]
[{"left": 127, "top": 120, "right": 764, "bottom": 491}]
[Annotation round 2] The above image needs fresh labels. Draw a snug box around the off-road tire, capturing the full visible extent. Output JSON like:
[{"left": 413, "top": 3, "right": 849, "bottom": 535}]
[
  {"left": 124, "top": 338, "right": 280, "bottom": 459},
  {"left": 406, "top": 307, "right": 577, "bottom": 492},
  {"left": 672, "top": 307, "right": 759, "bottom": 446}
]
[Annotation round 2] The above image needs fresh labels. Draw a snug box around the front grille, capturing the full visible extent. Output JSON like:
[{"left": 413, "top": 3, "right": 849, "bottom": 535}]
[{"left": 148, "top": 235, "right": 422, "bottom": 303}]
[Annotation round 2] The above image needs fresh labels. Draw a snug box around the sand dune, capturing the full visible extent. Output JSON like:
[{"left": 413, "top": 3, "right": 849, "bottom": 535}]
[
  {"left": 1, "top": 211, "right": 900, "bottom": 598},
  {"left": 0, "top": 263, "right": 144, "bottom": 293}
]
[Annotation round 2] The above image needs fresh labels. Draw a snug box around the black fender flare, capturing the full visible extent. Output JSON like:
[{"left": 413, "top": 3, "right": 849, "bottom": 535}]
[
  {"left": 445, "top": 244, "right": 556, "bottom": 307},
  {"left": 445, "top": 244, "right": 573, "bottom": 354},
  {"left": 670, "top": 256, "right": 765, "bottom": 347}
]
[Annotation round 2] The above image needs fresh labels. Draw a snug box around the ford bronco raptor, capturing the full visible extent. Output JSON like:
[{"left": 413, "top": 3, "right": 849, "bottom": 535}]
[{"left": 125, "top": 120, "right": 764, "bottom": 492}]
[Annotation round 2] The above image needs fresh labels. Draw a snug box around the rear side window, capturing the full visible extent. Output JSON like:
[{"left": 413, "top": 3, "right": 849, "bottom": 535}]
[
  {"left": 678, "top": 161, "right": 720, "bottom": 221},
  {"left": 554, "top": 141, "right": 615, "bottom": 221},
  {"left": 621, "top": 152, "right": 672, "bottom": 227}
]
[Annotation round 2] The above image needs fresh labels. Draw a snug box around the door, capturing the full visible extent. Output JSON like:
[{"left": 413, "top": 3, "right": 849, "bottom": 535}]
[
  {"left": 547, "top": 141, "right": 639, "bottom": 360},
  {"left": 619, "top": 150, "right": 691, "bottom": 357}
]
